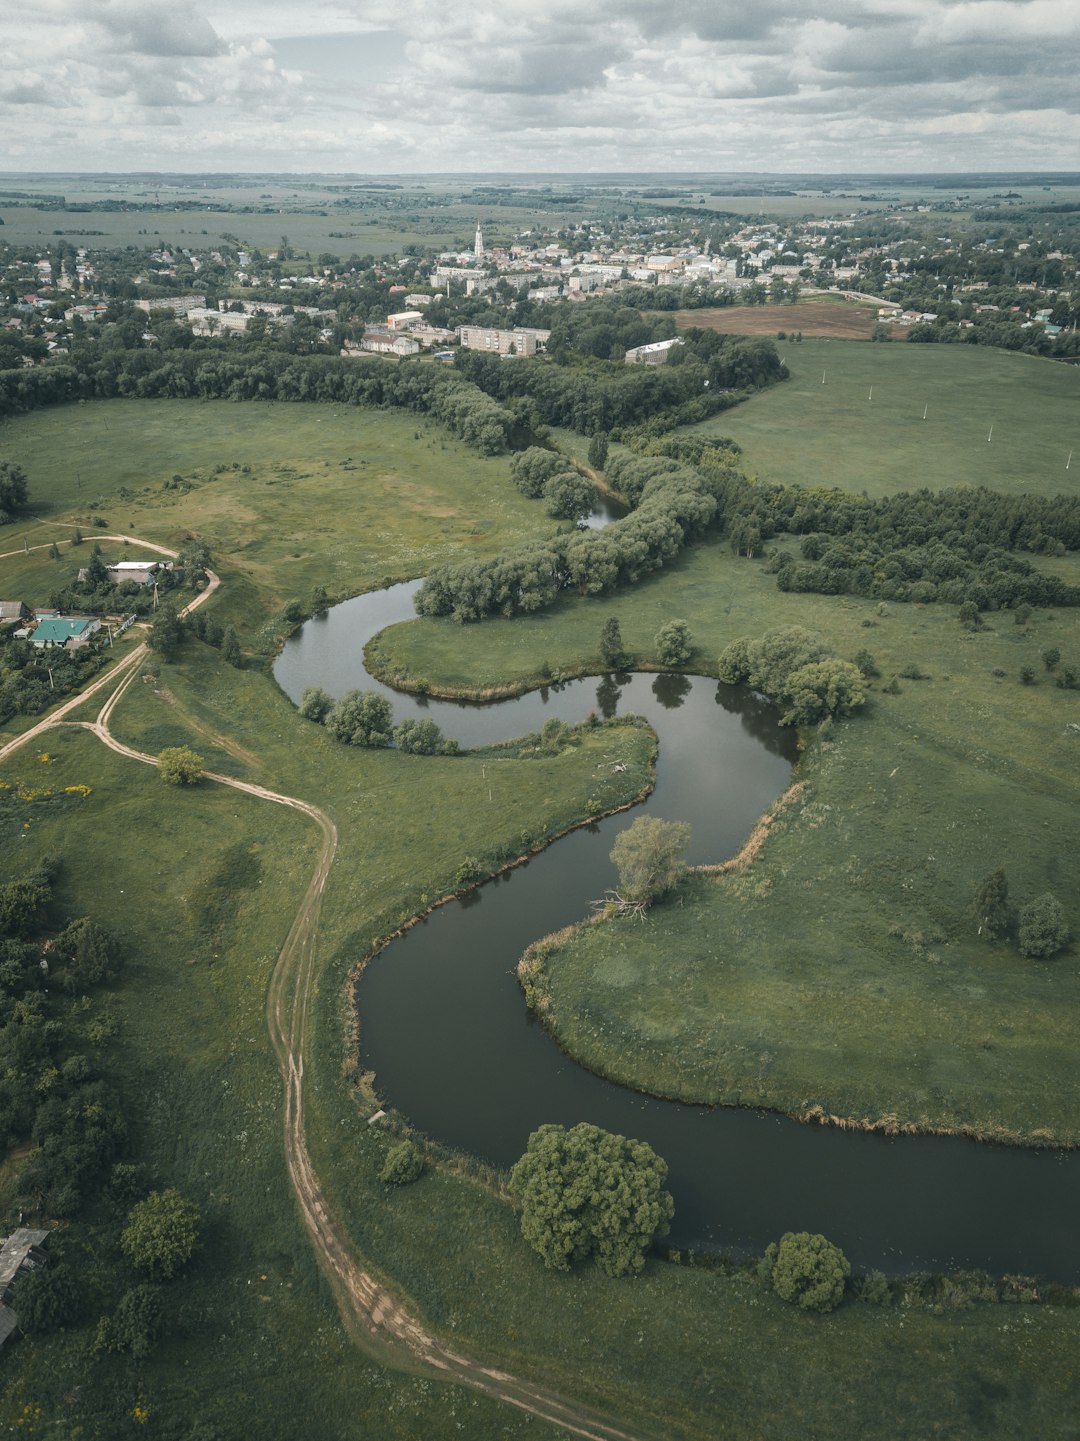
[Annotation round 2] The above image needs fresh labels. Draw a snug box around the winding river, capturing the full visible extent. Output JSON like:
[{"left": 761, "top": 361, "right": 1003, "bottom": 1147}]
[{"left": 275, "top": 524, "right": 1079, "bottom": 1280}]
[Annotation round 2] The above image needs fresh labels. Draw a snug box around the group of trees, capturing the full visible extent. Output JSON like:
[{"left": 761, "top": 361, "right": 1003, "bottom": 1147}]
[
  {"left": 298, "top": 686, "right": 456, "bottom": 755},
  {"left": 415, "top": 454, "right": 723, "bottom": 623},
  {"left": 712, "top": 470, "right": 1080, "bottom": 612},
  {"left": 0, "top": 460, "right": 29, "bottom": 523},
  {"left": 0, "top": 863, "right": 127, "bottom": 1217},
  {"left": 509, "top": 447, "right": 598, "bottom": 523},
  {"left": 507, "top": 1116, "right": 853, "bottom": 1314},
  {"left": 974, "top": 869, "right": 1071, "bottom": 959},
  {"left": 718, "top": 627, "right": 867, "bottom": 727}
]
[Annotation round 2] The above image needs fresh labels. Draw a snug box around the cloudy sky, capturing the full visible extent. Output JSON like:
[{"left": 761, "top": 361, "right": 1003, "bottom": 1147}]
[{"left": 3, "top": 0, "right": 1079, "bottom": 173}]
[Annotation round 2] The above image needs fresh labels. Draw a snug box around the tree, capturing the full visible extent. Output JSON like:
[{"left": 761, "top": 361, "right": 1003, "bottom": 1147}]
[
  {"left": 324, "top": 689, "right": 393, "bottom": 747},
  {"left": 1042, "top": 647, "right": 1061, "bottom": 672},
  {"left": 780, "top": 659, "right": 866, "bottom": 726},
  {"left": 610, "top": 815, "right": 690, "bottom": 907},
  {"left": 298, "top": 686, "right": 333, "bottom": 722},
  {"left": 149, "top": 606, "right": 184, "bottom": 661},
  {"left": 11, "top": 1265, "right": 80, "bottom": 1334},
  {"left": 380, "top": 1140, "right": 424, "bottom": 1186},
  {"left": 763, "top": 1231, "right": 850, "bottom": 1312},
  {"left": 221, "top": 625, "right": 242, "bottom": 667},
  {"left": 587, "top": 433, "right": 609, "bottom": 470},
  {"left": 157, "top": 746, "right": 205, "bottom": 786},
  {"left": 974, "top": 868, "right": 1010, "bottom": 940},
  {"left": 542, "top": 471, "right": 596, "bottom": 523},
  {"left": 655, "top": 619, "right": 692, "bottom": 667},
  {"left": 1018, "top": 893, "right": 1070, "bottom": 959},
  {"left": 0, "top": 461, "right": 29, "bottom": 520},
  {"left": 393, "top": 717, "right": 445, "bottom": 754},
  {"left": 599, "top": 617, "right": 625, "bottom": 670},
  {"left": 120, "top": 1188, "right": 201, "bottom": 1280},
  {"left": 508, "top": 1122, "right": 674, "bottom": 1277}
]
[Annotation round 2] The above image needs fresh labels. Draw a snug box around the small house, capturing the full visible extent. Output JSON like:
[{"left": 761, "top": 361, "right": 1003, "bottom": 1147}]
[
  {"left": 30, "top": 616, "right": 101, "bottom": 651},
  {"left": 0, "top": 601, "right": 29, "bottom": 626},
  {"left": 0, "top": 1227, "right": 50, "bottom": 1347}
]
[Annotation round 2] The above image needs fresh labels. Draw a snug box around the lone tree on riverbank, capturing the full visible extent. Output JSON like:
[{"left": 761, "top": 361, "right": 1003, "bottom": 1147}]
[
  {"left": 509, "top": 1122, "right": 673, "bottom": 1277},
  {"left": 609, "top": 815, "right": 691, "bottom": 912}
]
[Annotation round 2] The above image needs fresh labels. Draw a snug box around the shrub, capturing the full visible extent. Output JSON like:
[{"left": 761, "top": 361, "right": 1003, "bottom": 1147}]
[
  {"left": 157, "top": 746, "right": 205, "bottom": 786},
  {"left": 1017, "top": 893, "right": 1070, "bottom": 959},
  {"left": 325, "top": 690, "right": 393, "bottom": 747},
  {"left": 852, "top": 1269, "right": 891, "bottom": 1305},
  {"left": 764, "top": 1232, "right": 850, "bottom": 1312},
  {"left": 298, "top": 686, "right": 333, "bottom": 722},
  {"left": 11, "top": 1265, "right": 80, "bottom": 1334},
  {"left": 93, "top": 1284, "right": 163, "bottom": 1359},
  {"left": 853, "top": 649, "right": 879, "bottom": 678},
  {"left": 393, "top": 718, "right": 445, "bottom": 754},
  {"left": 1019, "top": 667, "right": 1036, "bottom": 685},
  {"left": 380, "top": 1140, "right": 424, "bottom": 1186},
  {"left": 121, "top": 1188, "right": 201, "bottom": 1280}
]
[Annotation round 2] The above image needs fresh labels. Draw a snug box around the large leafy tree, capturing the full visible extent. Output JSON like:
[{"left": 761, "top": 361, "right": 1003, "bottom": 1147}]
[
  {"left": 765, "top": 1231, "right": 850, "bottom": 1312},
  {"left": 1018, "top": 893, "right": 1070, "bottom": 959},
  {"left": 509, "top": 1122, "right": 674, "bottom": 1277},
  {"left": 0, "top": 461, "right": 29, "bottom": 520},
  {"left": 121, "top": 1188, "right": 201, "bottom": 1280},
  {"left": 324, "top": 689, "right": 393, "bottom": 747},
  {"left": 610, "top": 816, "right": 691, "bottom": 907}
]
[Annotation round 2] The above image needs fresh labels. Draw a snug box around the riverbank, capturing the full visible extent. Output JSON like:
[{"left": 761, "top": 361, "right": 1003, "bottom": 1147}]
[{"left": 363, "top": 541, "right": 1080, "bottom": 1150}]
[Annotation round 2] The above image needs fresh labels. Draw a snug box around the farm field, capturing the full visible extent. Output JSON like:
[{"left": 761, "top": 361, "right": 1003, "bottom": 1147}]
[
  {"left": 692, "top": 338, "right": 1080, "bottom": 498},
  {"left": 3, "top": 380, "right": 1080, "bottom": 1439},
  {"left": 675, "top": 301, "right": 878, "bottom": 341}
]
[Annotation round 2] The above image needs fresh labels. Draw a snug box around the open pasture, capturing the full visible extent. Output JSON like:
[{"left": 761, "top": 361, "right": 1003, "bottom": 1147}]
[{"left": 693, "top": 338, "right": 1080, "bottom": 498}]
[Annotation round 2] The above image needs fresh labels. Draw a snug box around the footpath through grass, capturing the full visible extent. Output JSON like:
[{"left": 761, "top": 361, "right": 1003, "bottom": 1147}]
[{"left": 689, "top": 339, "right": 1080, "bottom": 498}]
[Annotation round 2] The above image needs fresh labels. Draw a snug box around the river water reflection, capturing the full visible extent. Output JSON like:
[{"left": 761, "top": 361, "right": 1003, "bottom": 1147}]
[{"left": 275, "top": 577, "right": 1079, "bottom": 1279}]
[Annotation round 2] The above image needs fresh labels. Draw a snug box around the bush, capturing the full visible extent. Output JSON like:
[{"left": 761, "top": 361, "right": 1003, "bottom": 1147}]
[
  {"left": 121, "top": 1188, "right": 201, "bottom": 1280},
  {"left": 11, "top": 1265, "right": 80, "bottom": 1334},
  {"left": 380, "top": 1140, "right": 424, "bottom": 1186},
  {"left": 852, "top": 1269, "right": 891, "bottom": 1306},
  {"left": 764, "top": 1231, "right": 850, "bottom": 1312},
  {"left": 1017, "top": 893, "right": 1070, "bottom": 959},
  {"left": 298, "top": 686, "right": 333, "bottom": 722},
  {"left": 94, "top": 1284, "right": 163, "bottom": 1359},
  {"left": 393, "top": 718, "right": 445, "bottom": 754},
  {"left": 325, "top": 690, "right": 393, "bottom": 748},
  {"left": 157, "top": 746, "right": 205, "bottom": 786},
  {"left": 509, "top": 1122, "right": 673, "bottom": 1276}
]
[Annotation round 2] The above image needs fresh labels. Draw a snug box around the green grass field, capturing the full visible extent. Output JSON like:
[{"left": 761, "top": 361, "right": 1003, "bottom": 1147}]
[
  {"left": 694, "top": 339, "right": 1080, "bottom": 498},
  {"left": 3, "top": 386, "right": 1080, "bottom": 1439},
  {"left": 0, "top": 399, "right": 563, "bottom": 636}
]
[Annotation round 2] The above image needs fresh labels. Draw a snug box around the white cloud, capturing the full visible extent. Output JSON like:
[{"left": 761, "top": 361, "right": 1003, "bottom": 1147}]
[{"left": 3, "top": 0, "right": 1079, "bottom": 170}]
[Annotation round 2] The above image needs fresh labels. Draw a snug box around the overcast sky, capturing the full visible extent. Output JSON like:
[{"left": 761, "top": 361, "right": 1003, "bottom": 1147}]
[{"left": 3, "top": 0, "right": 1079, "bottom": 173}]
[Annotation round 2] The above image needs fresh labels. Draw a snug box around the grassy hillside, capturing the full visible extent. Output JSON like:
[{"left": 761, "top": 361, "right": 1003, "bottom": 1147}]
[{"left": 691, "top": 339, "right": 1080, "bottom": 498}]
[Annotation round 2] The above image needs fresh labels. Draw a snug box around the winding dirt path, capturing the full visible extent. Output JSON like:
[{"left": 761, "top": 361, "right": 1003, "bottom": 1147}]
[{"left": 1, "top": 539, "right": 659, "bottom": 1441}]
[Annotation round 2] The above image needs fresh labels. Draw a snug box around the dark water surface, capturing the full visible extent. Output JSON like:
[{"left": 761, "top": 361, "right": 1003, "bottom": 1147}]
[{"left": 275, "top": 579, "right": 1079, "bottom": 1279}]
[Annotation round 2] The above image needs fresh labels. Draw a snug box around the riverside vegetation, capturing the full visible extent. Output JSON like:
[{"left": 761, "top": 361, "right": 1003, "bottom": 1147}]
[{"left": 0, "top": 338, "right": 1079, "bottom": 1438}]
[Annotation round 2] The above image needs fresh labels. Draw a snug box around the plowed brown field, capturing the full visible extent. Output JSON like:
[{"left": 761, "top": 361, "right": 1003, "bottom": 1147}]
[{"left": 674, "top": 302, "right": 876, "bottom": 340}]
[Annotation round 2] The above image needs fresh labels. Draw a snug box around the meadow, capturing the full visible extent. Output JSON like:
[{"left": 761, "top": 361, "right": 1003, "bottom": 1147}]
[
  {"left": 2, "top": 364, "right": 1080, "bottom": 1438},
  {"left": 691, "top": 338, "right": 1080, "bottom": 498},
  {"left": 0, "top": 398, "right": 563, "bottom": 637}
]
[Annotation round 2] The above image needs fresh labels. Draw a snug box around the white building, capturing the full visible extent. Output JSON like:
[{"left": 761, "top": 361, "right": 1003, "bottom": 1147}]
[{"left": 457, "top": 326, "right": 551, "bottom": 357}]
